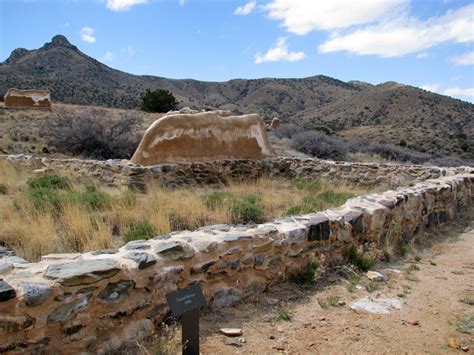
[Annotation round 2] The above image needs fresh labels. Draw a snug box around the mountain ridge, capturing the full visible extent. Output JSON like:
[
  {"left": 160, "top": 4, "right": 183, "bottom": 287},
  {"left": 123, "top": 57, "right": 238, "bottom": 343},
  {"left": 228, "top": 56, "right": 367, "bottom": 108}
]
[{"left": 1, "top": 35, "right": 472, "bottom": 159}]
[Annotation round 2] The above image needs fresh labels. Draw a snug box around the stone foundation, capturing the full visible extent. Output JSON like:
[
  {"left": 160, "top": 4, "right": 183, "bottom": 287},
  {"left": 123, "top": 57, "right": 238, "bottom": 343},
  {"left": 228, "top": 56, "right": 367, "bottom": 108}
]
[
  {"left": 3, "top": 154, "right": 473, "bottom": 190},
  {"left": 0, "top": 173, "right": 472, "bottom": 353}
]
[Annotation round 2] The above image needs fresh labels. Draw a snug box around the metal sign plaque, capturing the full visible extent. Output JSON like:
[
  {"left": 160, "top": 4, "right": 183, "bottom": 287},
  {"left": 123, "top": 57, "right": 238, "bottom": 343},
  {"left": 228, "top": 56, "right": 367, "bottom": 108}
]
[
  {"left": 166, "top": 284, "right": 206, "bottom": 355},
  {"left": 166, "top": 283, "right": 206, "bottom": 317}
]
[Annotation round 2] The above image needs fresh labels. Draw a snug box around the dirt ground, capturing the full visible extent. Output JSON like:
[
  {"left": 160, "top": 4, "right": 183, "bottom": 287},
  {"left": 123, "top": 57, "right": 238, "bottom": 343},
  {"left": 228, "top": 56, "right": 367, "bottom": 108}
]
[{"left": 197, "top": 218, "right": 474, "bottom": 354}]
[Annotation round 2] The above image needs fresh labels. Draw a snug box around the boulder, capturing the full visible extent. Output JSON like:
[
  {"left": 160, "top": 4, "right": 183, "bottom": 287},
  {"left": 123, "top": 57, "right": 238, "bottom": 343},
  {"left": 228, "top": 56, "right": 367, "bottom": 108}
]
[
  {"left": 130, "top": 110, "right": 276, "bottom": 165},
  {"left": 4, "top": 88, "right": 51, "bottom": 108},
  {"left": 270, "top": 117, "right": 281, "bottom": 129}
]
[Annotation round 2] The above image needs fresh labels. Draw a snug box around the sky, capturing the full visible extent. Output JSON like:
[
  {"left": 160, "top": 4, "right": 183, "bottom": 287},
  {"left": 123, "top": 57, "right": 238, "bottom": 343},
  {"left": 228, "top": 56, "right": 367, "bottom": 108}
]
[{"left": 1, "top": 0, "right": 474, "bottom": 102}]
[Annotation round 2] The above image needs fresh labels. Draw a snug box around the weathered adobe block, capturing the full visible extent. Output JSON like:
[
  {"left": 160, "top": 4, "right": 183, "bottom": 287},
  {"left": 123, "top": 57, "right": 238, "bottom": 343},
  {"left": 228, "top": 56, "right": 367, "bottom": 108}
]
[
  {"left": 0, "top": 174, "right": 472, "bottom": 353},
  {"left": 4, "top": 88, "right": 51, "bottom": 109}
]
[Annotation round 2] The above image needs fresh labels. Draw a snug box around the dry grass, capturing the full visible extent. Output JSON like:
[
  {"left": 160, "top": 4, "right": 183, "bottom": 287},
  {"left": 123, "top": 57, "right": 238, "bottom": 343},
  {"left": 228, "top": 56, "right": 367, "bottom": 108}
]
[{"left": 0, "top": 159, "right": 371, "bottom": 260}]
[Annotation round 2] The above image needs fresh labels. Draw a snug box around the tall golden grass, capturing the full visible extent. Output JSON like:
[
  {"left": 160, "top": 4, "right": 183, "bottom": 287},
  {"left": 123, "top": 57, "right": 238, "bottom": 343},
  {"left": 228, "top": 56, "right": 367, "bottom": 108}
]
[{"left": 0, "top": 159, "right": 370, "bottom": 260}]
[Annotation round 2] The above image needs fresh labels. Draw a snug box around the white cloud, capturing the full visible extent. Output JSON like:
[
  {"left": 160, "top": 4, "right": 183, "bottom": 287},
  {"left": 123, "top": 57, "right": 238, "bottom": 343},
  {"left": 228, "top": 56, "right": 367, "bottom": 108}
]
[
  {"left": 235, "top": 1, "right": 256, "bottom": 16},
  {"left": 102, "top": 51, "right": 114, "bottom": 62},
  {"left": 450, "top": 51, "right": 474, "bottom": 65},
  {"left": 416, "top": 52, "right": 429, "bottom": 59},
  {"left": 255, "top": 37, "right": 305, "bottom": 64},
  {"left": 444, "top": 87, "right": 474, "bottom": 99},
  {"left": 263, "top": 0, "right": 408, "bottom": 34},
  {"left": 106, "top": 0, "right": 148, "bottom": 11},
  {"left": 318, "top": 4, "right": 474, "bottom": 57},
  {"left": 179, "top": 0, "right": 186, "bottom": 6},
  {"left": 80, "top": 27, "right": 96, "bottom": 43},
  {"left": 420, "top": 83, "right": 440, "bottom": 93}
]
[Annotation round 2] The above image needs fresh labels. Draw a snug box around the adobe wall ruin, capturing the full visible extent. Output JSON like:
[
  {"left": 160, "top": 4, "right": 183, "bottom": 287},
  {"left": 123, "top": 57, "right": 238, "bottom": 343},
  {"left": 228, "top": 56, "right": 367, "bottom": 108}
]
[
  {"left": 4, "top": 89, "right": 52, "bottom": 109},
  {"left": 130, "top": 111, "right": 276, "bottom": 165},
  {"left": 0, "top": 160, "right": 472, "bottom": 352}
]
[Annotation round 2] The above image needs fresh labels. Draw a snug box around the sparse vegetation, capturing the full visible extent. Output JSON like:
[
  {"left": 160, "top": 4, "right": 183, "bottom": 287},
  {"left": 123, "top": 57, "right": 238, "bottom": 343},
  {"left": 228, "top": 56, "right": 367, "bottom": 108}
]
[
  {"left": 0, "top": 160, "right": 370, "bottom": 260},
  {"left": 365, "top": 282, "right": 379, "bottom": 293},
  {"left": 279, "top": 310, "right": 292, "bottom": 321},
  {"left": 290, "top": 261, "right": 319, "bottom": 284},
  {"left": 40, "top": 107, "right": 143, "bottom": 159},
  {"left": 346, "top": 245, "right": 375, "bottom": 271}
]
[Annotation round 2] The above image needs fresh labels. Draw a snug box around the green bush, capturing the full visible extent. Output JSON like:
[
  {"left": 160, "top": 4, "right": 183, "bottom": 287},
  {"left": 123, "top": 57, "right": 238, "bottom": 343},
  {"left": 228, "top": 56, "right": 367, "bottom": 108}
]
[
  {"left": 346, "top": 245, "right": 374, "bottom": 271},
  {"left": 124, "top": 220, "right": 156, "bottom": 242},
  {"left": 0, "top": 184, "right": 7, "bottom": 195},
  {"left": 28, "top": 188, "right": 61, "bottom": 210},
  {"left": 64, "top": 190, "right": 111, "bottom": 210},
  {"left": 27, "top": 175, "right": 71, "bottom": 190},
  {"left": 205, "top": 191, "right": 233, "bottom": 209},
  {"left": 230, "top": 195, "right": 264, "bottom": 224},
  {"left": 140, "top": 89, "right": 178, "bottom": 113}
]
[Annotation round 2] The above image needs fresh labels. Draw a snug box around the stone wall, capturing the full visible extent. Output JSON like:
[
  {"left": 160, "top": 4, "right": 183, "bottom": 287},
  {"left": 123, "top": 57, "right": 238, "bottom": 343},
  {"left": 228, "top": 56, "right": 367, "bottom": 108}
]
[
  {"left": 0, "top": 173, "right": 472, "bottom": 353},
  {"left": 3, "top": 154, "right": 473, "bottom": 190}
]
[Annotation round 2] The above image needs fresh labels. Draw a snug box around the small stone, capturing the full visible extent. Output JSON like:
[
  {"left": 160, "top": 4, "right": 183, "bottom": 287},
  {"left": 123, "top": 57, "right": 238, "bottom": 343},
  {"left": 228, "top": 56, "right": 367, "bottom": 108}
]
[
  {"left": 367, "top": 271, "right": 386, "bottom": 282},
  {"left": 124, "top": 243, "right": 151, "bottom": 251},
  {"left": 0, "top": 247, "right": 15, "bottom": 257},
  {"left": 47, "top": 296, "right": 91, "bottom": 323},
  {"left": 319, "top": 316, "right": 326, "bottom": 321},
  {"left": 408, "top": 320, "right": 419, "bottom": 326},
  {"left": 265, "top": 298, "right": 279, "bottom": 305},
  {"left": 45, "top": 259, "right": 120, "bottom": 286},
  {"left": 269, "top": 335, "right": 275, "bottom": 340},
  {"left": 154, "top": 241, "right": 194, "bottom": 260},
  {"left": 337, "top": 301, "right": 346, "bottom": 306},
  {"left": 19, "top": 283, "right": 53, "bottom": 307},
  {"left": 98, "top": 281, "right": 133, "bottom": 302},
  {"left": 220, "top": 328, "right": 243, "bottom": 336},
  {"left": 0, "top": 281, "right": 16, "bottom": 302},
  {"left": 125, "top": 252, "right": 156, "bottom": 269},
  {"left": 0, "top": 263, "right": 13, "bottom": 274},
  {"left": 225, "top": 338, "right": 243, "bottom": 347}
]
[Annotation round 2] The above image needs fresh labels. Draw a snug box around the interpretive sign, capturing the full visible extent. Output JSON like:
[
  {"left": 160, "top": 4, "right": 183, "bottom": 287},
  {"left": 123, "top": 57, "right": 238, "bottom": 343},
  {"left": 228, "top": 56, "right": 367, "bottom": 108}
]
[{"left": 166, "top": 283, "right": 206, "bottom": 355}]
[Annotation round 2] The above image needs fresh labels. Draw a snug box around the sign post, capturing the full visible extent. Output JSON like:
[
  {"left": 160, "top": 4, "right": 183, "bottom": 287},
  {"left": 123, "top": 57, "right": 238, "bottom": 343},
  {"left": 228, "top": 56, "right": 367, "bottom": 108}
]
[{"left": 166, "top": 283, "right": 206, "bottom": 355}]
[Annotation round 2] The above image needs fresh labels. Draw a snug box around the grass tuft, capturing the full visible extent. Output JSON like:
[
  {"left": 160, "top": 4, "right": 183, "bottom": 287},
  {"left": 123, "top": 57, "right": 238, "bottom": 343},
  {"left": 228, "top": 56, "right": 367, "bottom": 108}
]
[
  {"left": 346, "top": 245, "right": 374, "bottom": 271},
  {"left": 124, "top": 220, "right": 156, "bottom": 242}
]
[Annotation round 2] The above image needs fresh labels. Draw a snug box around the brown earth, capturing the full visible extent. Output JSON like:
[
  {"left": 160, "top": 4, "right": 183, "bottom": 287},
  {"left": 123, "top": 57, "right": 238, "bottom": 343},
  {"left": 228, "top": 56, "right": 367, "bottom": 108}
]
[{"left": 197, "top": 215, "right": 474, "bottom": 354}]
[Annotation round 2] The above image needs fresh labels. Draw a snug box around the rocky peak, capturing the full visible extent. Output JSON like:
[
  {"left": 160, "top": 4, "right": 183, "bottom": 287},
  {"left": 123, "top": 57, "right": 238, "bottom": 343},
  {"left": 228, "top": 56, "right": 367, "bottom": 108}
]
[
  {"left": 42, "top": 35, "right": 77, "bottom": 51},
  {"left": 4, "top": 48, "right": 31, "bottom": 64}
]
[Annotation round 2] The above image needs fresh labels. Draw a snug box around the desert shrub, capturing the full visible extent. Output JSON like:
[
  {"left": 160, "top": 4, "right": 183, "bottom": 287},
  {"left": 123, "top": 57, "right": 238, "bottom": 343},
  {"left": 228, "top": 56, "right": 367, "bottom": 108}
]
[
  {"left": 230, "top": 195, "right": 264, "bottom": 224},
  {"left": 0, "top": 184, "right": 7, "bottom": 195},
  {"left": 41, "top": 108, "right": 142, "bottom": 159},
  {"left": 205, "top": 191, "right": 234, "bottom": 209},
  {"left": 124, "top": 220, "right": 156, "bottom": 242},
  {"left": 27, "top": 175, "right": 71, "bottom": 190},
  {"left": 363, "top": 144, "right": 431, "bottom": 164},
  {"left": 290, "top": 131, "right": 347, "bottom": 160},
  {"left": 167, "top": 210, "right": 189, "bottom": 231},
  {"left": 274, "top": 124, "right": 304, "bottom": 139},
  {"left": 346, "top": 245, "right": 374, "bottom": 271},
  {"left": 429, "top": 156, "right": 473, "bottom": 167},
  {"left": 290, "top": 261, "right": 319, "bottom": 284},
  {"left": 314, "top": 126, "right": 333, "bottom": 135},
  {"left": 140, "top": 89, "right": 178, "bottom": 113}
]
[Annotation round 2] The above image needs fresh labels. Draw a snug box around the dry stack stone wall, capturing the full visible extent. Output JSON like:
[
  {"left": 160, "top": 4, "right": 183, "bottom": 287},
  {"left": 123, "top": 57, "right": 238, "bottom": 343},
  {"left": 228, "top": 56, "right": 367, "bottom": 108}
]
[
  {"left": 0, "top": 171, "right": 472, "bottom": 353},
  {"left": 3, "top": 154, "right": 473, "bottom": 189}
]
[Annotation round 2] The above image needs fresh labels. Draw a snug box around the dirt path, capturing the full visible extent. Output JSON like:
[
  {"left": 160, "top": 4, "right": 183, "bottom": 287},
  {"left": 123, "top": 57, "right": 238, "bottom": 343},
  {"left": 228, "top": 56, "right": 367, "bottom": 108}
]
[{"left": 199, "top": 225, "right": 474, "bottom": 354}]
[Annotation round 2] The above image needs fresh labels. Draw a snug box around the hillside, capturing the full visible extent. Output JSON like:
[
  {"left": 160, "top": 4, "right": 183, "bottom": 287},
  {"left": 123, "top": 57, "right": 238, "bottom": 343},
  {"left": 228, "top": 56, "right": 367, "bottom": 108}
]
[{"left": 1, "top": 35, "right": 473, "bottom": 159}]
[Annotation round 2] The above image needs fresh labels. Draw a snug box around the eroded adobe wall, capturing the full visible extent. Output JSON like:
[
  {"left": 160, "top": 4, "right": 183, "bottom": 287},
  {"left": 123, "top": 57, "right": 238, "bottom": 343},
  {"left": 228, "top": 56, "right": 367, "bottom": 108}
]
[
  {"left": 3, "top": 154, "right": 473, "bottom": 190},
  {"left": 4, "top": 89, "right": 51, "bottom": 108},
  {"left": 0, "top": 174, "right": 472, "bottom": 353}
]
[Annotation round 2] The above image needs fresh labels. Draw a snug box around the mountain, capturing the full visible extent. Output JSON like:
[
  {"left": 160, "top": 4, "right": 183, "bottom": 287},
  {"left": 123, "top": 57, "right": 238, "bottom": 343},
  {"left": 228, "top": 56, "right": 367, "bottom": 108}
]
[{"left": 1, "top": 35, "right": 473, "bottom": 159}]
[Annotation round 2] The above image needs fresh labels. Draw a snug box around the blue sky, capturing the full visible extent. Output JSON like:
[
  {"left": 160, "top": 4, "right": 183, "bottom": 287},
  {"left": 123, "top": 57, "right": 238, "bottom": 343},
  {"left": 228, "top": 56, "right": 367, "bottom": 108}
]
[{"left": 1, "top": 0, "right": 473, "bottom": 102}]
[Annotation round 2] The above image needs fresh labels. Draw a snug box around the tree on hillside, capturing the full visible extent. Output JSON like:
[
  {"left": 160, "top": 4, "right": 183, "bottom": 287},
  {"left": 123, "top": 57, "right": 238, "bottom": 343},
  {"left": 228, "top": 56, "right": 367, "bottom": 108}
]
[{"left": 140, "top": 89, "right": 178, "bottom": 113}]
